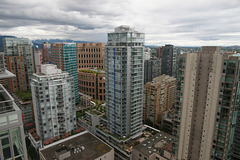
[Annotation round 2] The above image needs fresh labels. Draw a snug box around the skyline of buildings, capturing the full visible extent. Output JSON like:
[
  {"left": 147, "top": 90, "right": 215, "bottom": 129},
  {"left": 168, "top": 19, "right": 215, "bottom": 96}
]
[{"left": 0, "top": 25, "right": 240, "bottom": 160}]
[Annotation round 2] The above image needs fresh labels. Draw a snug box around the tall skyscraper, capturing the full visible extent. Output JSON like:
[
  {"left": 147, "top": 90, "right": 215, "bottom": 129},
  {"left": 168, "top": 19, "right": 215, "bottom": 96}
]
[
  {"left": 76, "top": 43, "right": 105, "bottom": 69},
  {"left": 31, "top": 64, "right": 77, "bottom": 141},
  {"left": 51, "top": 43, "right": 79, "bottom": 104},
  {"left": 157, "top": 44, "right": 173, "bottom": 76},
  {"left": 144, "top": 75, "right": 176, "bottom": 128},
  {"left": 105, "top": 25, "right": 144, "bottom": 138},
  {"left": 144, "top": 56, "right": 161, "bottom": 84},
  {"left": 3, "top": 37, "right": 34, "bottom": 92},
  {"left": 173, "top": 46, "right": 239, "bottom": 160}
]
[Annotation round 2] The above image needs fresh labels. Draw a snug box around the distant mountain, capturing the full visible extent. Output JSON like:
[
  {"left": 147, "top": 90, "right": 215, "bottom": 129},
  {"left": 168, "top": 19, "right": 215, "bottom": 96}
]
[
  {"left": 0, "top": 35, "right": 16, "bottom": 52},
  {"left": 32, "top": 39, "right": 92, "bottom": 49}
]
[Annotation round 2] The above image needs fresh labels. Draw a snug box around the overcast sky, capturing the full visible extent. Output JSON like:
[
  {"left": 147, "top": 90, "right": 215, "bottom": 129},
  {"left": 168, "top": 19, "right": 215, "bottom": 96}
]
[{"left": 0, "top": 0, "right": 240, "bottom": 46}]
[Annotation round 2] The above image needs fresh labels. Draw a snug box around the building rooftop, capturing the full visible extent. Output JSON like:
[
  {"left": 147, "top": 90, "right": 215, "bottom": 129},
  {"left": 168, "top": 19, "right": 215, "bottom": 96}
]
[
  {"left": 40, "top": 131, "right": 112, "bottom": 160},
  {"left": 78, "top": 68, "right": 105, "bottom": 74},
  {"left": 133, "top": 131, "right": 173, "bottom": 157},
  {"left": 150, "top": 75, "right": 176, "bottom": 86}
]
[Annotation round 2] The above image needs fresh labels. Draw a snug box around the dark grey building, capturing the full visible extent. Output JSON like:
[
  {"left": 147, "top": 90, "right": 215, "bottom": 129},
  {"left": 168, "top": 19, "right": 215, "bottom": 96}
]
[
  {"left": 157, "top": 44, "right": 173, "bottom": 76},
  {"left": 144, "top": 56, "right": 161, "bottom": 84}
]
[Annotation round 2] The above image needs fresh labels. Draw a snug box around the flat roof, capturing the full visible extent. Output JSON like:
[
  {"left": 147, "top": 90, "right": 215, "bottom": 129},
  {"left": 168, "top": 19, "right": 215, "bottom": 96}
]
[
  {"left": 133, "top": 131, "right": 173, "bottom": 156},
  {"left": 40, "top": 132, "right": 112, "bottom": 160},
  {"left": 78, "top": 68, "right": 105, "bottom": 74}
]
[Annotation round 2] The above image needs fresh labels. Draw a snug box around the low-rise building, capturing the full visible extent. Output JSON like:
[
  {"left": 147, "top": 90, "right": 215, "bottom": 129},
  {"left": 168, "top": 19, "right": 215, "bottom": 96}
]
[
  {"left": 78, "top": 68, "right": 105, "bottom": 102},
  {"left": 12, "top": 92, "right": 34, "bottom": 130},
  {"left": 132, "top": 131, "right": 175, "bottom": 160},
  {"left": 39, "top": 131, "right": 114, "bottom": 160}
]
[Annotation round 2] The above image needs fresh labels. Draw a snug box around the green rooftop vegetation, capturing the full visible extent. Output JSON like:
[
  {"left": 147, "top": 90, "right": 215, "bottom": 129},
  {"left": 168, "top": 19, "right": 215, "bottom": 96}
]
[
  {"left": 79, "top": 69, "right": 105, "bottom": 74},
  {"left": 15, "top": 90, "right": 32, "bottom": 102}
]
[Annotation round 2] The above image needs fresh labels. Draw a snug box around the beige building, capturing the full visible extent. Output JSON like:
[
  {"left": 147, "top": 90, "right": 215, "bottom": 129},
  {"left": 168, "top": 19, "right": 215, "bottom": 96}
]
[
  {"left": 144, "top": 75, "right": 176, "bottom": 128},
  {"left": 78, "top": 68, "right": 105, "bottom": 102},
  {"left": 173, "top": 47, "right": 239, "bottom": 160},
  {"left": 76, "top": 43, "right": 105, "bottom": 69}
]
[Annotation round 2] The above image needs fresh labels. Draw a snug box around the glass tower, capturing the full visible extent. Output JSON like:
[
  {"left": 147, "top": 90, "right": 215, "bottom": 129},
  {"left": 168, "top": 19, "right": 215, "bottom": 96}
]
[
  {"left": 105, "top": 25, "right": 145, "bottom": 138},
  {"left": 0, "top": 84, "right": 28, "bottom": 160}
]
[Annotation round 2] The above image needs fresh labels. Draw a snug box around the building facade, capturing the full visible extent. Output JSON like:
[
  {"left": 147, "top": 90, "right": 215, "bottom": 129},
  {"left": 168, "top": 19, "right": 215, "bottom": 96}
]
[
  {"left": 51, "top": 43, "right": 79, "bottom": 104},
  {"left": 0, "top": 84, "right": 28, "bottom": 160},
  {"left": 144, "top": 56, "right": 161, "bottom": 84},
  {"left": 31, "top": 64, "right": 77, "bottom": 141},
  {"left": 105, "top": 25, "right": 144, "bottom": 138},
  {"left": 144, "top": 75, "right": 176, "bottom": 128},
  {"left": 3, "top": 37, "right": 34, "bottom": 92},
  {"left": 42, "top": 42, "right": 51, "bottom": 63},
  {"left": 172, "top": 47, "right": 181, "bottom": 78},
  {"left": 76, "top": 43, "right": 105, "bottom": 69},
  {"left": 78, "top": 68, "right": 105, "bottom": 102},
  {"left": 173, "top": 47, "right": 239, "bottom": 160},
  {"left": 157, "top": 45, "right": 173, "bottom": 76},
  {"left": 11, "top": 93, "right": 34, "bottom": 129}
]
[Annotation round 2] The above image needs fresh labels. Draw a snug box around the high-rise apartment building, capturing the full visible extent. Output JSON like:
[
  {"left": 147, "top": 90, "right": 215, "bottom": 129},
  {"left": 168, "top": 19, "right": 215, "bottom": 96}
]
[
  {"left": 42, "top": 42, "right": 51, "bottom": 63},
  {"left": 3, "top": 37, "right": 34, "bottom": 92},
  {"left": 173, "top": 47, "right": 239, "bottom": 160},
  {"left": 105, "top": 25, "right": 144, "bottom": 138},
  {"left": 144, "top": 56, "right": 161, "bottom": 84},
  {"left": 31, "top": 64, "right": 76, "bottom": 141},
  {"left": 76, "top": 43, "right": 105, "bottom": 69},
  {"left": 157, "top": 44, "right": 173, "bottom": 76},
  {"left": 144, "top": 75, "right": 176, "bottom": 128},
  {"left": 51, "top": 43, "right": 79, "bottom": 104},
  {"left": 0, "top": 85, "right": 28, "bottom": 160}
]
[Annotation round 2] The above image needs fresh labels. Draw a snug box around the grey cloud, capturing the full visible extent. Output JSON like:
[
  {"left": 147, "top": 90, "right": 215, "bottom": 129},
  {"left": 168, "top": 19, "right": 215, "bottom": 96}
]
[{"left": 0, "top": 0, "right": 240, "bottom": 46}]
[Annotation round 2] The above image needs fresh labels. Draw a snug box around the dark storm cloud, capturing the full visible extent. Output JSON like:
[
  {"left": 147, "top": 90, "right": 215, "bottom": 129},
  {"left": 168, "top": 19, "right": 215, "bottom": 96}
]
[{"left": 0, "top": 0, "right": 240, "bottom": 46}]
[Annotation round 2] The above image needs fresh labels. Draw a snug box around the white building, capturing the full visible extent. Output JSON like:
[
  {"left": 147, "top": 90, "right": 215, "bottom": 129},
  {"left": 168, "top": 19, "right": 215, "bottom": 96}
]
[
  {"left": 105, "top": 25, "right": 145, "bottom": 138},
  {"left": 0, "top": 84, "right": 28, "bottom": 160},
  {"left": 31, "top": 64, "right": 76, "bottom": 141}
]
